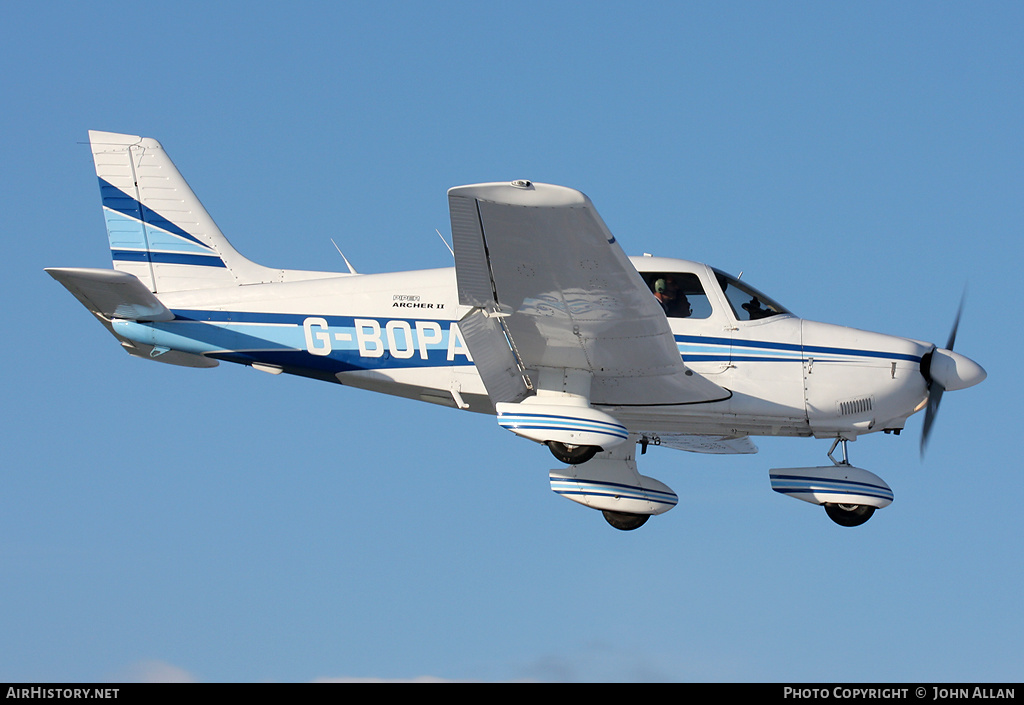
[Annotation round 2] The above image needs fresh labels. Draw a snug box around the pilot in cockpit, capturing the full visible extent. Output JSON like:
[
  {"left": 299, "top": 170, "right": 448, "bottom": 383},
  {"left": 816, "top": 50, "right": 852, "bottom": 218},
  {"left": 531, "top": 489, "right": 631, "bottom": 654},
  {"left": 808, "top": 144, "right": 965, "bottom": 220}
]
[
  {"left": 653, "top": 278, "right": 673, "bottom": 314},
  {"left": 653, "top": 277, "right": 692, "bottom": 318}
]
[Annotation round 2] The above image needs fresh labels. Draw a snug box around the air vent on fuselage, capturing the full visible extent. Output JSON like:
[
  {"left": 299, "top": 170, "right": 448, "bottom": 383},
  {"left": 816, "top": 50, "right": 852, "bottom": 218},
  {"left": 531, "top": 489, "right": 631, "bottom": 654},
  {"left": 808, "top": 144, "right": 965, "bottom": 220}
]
[{"left": 838, "top": 397, "right": 874, "bottom": 416}]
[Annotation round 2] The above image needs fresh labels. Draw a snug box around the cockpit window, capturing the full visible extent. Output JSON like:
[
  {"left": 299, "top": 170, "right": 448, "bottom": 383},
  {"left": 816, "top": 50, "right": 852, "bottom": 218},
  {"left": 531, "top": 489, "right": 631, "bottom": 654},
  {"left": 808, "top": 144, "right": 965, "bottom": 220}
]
[
  {"left": 713, "top": 269, "right": 790, "bottom": 321},
  {"left": 640, "top": 272, "right": 712, "bottom": 319}
]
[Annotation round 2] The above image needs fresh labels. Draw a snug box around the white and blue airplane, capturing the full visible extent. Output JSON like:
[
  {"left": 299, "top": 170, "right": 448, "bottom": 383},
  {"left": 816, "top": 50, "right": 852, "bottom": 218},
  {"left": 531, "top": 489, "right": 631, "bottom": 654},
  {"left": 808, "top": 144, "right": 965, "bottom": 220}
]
[{"left": 48, "top": 131, "right": 986, "bottom": 530}]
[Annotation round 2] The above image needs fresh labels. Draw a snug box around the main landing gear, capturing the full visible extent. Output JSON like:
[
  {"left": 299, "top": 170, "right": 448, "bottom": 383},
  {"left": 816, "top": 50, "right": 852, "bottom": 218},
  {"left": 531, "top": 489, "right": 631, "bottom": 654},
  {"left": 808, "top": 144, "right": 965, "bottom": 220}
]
[
  {"left": 546, "top": 441, "right": 653, "bottom": 530},
  {"left": 548, "top": 438, "right": 677, "bottom": 531},
  {"left": 546, "top": 441, "right": 600, "bottom": 465},
  {"left": 601, "top": 510, "right": 650, "bottom": 531}
]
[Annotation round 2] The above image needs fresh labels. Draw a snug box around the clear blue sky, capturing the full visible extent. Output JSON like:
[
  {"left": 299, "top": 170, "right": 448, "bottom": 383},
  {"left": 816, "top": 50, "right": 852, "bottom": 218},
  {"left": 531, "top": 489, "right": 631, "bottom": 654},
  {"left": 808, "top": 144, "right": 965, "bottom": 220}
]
[{"left": 2, "top": 1, "right": 1021, "bottom": 683}]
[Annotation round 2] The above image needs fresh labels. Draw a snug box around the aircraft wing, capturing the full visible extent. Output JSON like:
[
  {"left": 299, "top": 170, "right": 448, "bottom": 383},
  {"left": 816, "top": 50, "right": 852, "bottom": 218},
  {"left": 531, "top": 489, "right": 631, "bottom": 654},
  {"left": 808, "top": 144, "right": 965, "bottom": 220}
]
[{"left": 448, "top": 182, "right": 730, "bottom": 406}]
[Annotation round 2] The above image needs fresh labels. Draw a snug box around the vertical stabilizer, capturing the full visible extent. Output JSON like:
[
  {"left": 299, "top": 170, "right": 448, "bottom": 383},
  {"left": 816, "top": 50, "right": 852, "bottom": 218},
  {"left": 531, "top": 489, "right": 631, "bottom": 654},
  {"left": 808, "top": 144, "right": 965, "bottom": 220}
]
[{"left": 90, "top": 130, "right": 275, "bottom": 292}]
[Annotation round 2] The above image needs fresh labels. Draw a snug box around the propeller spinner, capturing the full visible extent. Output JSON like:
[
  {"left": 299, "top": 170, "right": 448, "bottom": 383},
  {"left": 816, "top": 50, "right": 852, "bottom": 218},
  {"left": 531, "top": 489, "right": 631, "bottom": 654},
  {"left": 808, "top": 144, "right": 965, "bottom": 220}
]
[{"left": 919, "top": 297, "right": 986, "bottom": 455}]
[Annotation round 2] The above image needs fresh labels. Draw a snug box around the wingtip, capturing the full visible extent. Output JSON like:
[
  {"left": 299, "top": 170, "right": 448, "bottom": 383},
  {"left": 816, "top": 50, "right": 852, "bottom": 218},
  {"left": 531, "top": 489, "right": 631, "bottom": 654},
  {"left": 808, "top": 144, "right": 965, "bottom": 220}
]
[{"left": 448, "top": 181, "right": 590, "bottom": 208}]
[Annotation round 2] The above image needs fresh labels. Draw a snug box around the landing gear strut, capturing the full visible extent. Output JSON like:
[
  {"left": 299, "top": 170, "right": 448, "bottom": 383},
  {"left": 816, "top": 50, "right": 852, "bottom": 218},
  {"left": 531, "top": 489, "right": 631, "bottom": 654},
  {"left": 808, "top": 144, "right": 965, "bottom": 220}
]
[{"left": 823, "top": 438, "right": 876, "bottom": 528}]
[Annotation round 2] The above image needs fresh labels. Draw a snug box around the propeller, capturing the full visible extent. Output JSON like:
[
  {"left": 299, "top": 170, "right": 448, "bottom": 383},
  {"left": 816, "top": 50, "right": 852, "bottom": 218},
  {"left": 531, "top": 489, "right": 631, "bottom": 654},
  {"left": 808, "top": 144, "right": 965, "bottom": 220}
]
[{"left": 919, "top": 294, "right": 985, "bottom": 456}]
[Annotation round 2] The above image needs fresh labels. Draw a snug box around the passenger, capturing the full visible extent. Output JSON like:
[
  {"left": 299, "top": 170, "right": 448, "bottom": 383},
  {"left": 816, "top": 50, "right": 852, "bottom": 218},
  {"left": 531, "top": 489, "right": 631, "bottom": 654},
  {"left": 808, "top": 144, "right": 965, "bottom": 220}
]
[
  {"left": 742, "top": 296, "right": 772, "bottom": 320},
  {"left": 673, "top": 291, "right": 693, "bottom": 318}
]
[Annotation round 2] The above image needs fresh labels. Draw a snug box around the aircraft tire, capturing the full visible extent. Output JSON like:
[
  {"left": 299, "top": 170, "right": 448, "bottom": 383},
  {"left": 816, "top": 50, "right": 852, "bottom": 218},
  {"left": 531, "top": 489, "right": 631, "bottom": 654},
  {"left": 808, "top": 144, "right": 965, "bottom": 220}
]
[
  {"left": 824, "top": 503, "right": 875, "bottom": 527},
  {"left": 547, "top": 442, "right": 600, "bottom": 465},
  {"left": 602, "top": 510, "right": 650, "bottom": 531}
]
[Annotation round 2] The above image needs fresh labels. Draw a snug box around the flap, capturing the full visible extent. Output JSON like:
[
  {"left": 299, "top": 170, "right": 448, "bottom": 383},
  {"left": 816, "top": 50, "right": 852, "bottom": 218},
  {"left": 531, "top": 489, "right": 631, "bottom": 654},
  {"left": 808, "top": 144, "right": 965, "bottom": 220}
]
[{"left": 651, "top": 434, "right": 759, "bottom": 455}]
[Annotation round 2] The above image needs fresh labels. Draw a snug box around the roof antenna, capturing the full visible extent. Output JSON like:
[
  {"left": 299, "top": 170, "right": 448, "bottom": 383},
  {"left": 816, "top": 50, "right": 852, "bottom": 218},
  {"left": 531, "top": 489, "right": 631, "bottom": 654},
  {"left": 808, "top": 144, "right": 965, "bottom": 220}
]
[
  {"left": 330, "top": 238, "right": 358, "bottom": 274},
  {"left": 436, "top": 229, "right": 454, "bottom": 258}
]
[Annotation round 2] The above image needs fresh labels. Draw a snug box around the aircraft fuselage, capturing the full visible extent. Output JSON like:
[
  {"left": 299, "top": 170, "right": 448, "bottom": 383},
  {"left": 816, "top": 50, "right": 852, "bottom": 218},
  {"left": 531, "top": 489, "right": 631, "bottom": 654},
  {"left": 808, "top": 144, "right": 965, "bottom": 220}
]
[{"left": 109, "top": 257, "right": 936, "bottom": 444}]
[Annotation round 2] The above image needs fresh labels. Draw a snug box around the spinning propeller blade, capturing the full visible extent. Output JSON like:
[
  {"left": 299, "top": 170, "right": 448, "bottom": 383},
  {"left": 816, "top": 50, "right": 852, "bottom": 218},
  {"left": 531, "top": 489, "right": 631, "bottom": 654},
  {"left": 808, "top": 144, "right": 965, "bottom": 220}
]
[
  {"left": 920, "top": 293, "right": 982, "bottom": 457},
  {"left": 945, "top": 296, "right": 963, "bottom": 352},
  {"left": 919, "top": 382, "right": 944, "bottom": 456}
]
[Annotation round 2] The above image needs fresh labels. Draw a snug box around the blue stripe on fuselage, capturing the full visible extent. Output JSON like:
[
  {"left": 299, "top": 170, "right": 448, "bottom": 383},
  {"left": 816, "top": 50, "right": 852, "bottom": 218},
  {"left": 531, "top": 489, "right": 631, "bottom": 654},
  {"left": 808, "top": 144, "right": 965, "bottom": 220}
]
[
  {"left": 675, "top": 334, "right": 922, "bottom": 364},
  {"left": 115, "top": 311, "right": 472, "bottom": 375}
]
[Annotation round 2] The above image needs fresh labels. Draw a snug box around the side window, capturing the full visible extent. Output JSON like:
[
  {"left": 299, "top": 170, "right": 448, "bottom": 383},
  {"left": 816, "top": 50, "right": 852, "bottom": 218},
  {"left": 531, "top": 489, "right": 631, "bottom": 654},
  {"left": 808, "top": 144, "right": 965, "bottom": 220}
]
[
  {"left": 641, "top": 272, "right": 712, "bottom": 319},
  {"left": 713, "top": 270, "right": 789, "bottom": 321}
]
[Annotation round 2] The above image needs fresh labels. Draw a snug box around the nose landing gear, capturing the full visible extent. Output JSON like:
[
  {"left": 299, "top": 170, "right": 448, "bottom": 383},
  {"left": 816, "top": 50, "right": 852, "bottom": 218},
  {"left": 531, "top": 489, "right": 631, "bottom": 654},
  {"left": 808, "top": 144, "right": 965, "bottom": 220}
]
[
  {"left": 821, "top": 439, "right": 882, "bottom": 527},
  {"left": 769, "top": 438, "right": 893, "bottom": 527}
]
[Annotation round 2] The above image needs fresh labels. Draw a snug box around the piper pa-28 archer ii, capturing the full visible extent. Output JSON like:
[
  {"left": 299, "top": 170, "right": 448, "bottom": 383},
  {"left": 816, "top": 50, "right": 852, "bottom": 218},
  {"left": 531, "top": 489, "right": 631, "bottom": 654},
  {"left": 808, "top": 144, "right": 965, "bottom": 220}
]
[{"left": 48, "top": 131, "right": 986, "bottom": 530}]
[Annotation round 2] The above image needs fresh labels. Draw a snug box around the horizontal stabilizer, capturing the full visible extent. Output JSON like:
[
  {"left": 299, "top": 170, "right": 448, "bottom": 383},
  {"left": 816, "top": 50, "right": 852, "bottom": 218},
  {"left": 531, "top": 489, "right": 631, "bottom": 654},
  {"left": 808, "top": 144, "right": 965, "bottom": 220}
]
[
  {"left": 46, "top": 267, "right": 217, "bottom": 368},
  {"left": 45, "top": 268, "right": 174, "bottom": 321}
]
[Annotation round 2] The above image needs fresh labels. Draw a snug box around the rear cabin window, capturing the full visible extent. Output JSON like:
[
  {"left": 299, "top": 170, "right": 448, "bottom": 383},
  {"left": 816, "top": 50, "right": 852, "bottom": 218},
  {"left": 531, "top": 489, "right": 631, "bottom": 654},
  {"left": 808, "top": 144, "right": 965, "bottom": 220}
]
[{"left": 640, "top": 272, "right": 712, "bottom": 319}]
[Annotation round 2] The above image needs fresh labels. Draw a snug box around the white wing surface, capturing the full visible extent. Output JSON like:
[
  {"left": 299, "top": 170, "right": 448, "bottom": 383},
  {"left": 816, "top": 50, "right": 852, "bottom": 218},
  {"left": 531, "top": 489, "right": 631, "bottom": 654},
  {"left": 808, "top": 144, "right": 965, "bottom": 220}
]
[{"left": 448, "top": 182, "right": 729, "bottom": 406}]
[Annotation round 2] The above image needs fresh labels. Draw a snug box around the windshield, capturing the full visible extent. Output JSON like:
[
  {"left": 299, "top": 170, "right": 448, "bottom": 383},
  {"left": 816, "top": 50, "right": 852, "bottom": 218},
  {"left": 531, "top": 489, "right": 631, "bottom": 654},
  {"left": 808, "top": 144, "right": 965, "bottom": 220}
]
[{"left": 712, "top": 269, "right": 790, "bottom": 321}]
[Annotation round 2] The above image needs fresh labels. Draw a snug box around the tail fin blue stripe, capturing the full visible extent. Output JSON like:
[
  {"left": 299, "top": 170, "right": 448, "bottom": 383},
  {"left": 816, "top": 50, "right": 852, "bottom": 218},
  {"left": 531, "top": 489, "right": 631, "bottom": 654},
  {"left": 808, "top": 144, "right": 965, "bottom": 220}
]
[
  {"left": 111, "top": 250, "right": 227, "bottom": 268},
  {"left": 98, "top": 178, "right": 207, "bottom": 249},
  {"left": 99, "top": 177, "right": 226, "bottom": 270}
]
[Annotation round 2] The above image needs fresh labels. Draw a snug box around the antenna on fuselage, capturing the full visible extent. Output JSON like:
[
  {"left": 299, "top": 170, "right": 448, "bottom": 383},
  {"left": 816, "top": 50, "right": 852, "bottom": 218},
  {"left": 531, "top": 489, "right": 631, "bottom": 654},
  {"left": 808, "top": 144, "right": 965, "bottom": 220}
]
[
  {"left": 330, "top": 238, "right": 358, "bottom": 274},
  {"left": 436, "top": 229, "right": 455, "bottom": 258}
]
